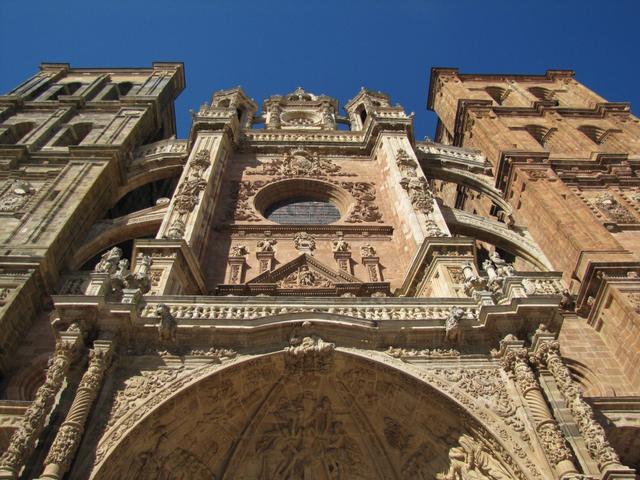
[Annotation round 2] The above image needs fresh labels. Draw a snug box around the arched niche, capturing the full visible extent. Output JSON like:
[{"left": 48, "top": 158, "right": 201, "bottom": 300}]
[{"left": 86, "top": 349, "right": 539, "bottom": 480}]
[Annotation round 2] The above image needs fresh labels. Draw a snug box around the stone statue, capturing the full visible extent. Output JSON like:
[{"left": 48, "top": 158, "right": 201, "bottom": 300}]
[
  {"left": 127, "top": 255, "right": 153, "bottom": 293},
  {"left": 445, "top": 307, "right": 464, "bottom": 343},
  {"left": 256, "top": 238, "right": 277, "bottom": 252},
  {"left": 437, "top": 434, "right": 512, "bottom": 480},
  {"left": 94, "top": 247, "right": 122, "bottom": 275},
  {"left": 360, "top": 244, "right": 376, "bottom": 257},
  {"left": 229, "top": 245, "right": 248, "bottom": 257},
  {"left": 332, "top": 238, "right": 350, "bottom": 252},
  {"left": 297, "top": 266, "right": 315, "bottom": 286},
  {"left": 156, "top": 304, "right": 177, "bottom": 343}
]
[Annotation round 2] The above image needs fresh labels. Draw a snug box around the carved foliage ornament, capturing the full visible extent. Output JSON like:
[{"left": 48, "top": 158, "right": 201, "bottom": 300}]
[
  {"left": 229, "top": 179, "right": 383, "bottom": 223},
  {"left": 396, "top": 148, "right": 444, "bottom": 234},
  {"left": 173, "top": 149, "right": 211, "bottom": 215},
  {"left": 247, "top": 149, "right": 352, "bottom": 178},
  {"left": 535, "top": 341, "right": 621, "bottom": 470}
]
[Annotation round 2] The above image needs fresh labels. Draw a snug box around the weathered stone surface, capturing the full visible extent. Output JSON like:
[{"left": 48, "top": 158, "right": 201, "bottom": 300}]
[{"left": 0, "top": 65, "right": 636, "bottom": 479}]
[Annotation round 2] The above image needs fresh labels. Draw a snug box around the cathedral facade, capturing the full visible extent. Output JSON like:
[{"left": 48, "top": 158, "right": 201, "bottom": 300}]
[{"left": 0, "top": 63, "right": 637, "bottom": 479}]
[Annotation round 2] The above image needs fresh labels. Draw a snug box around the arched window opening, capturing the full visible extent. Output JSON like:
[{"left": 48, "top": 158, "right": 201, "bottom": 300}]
[
  {"left": 357, "top": 105, "right": 367, "bottom": 126},
  {"left": 485, "top": 86, "right": 510, "bottom": 105},
  {"left": 578, "top": 125, "right": 618, "bottom": 145},
  {"left": 53, "top": 123, "right": 92, "bottom": 147},
  {"left": 0, "top": 122, "right": 35, "bottom": 145},
  {"left": 529, "top": 86, "right": 556, "bottom": 102},
  {"left": 105, "top": 176, "right": 179, "bottom": 219},
  {"left": 524, "top": 124, "right": 556, "bottom": 148},
  {"left": 236, "top": 107, "right": 244, "bottom": 122}
]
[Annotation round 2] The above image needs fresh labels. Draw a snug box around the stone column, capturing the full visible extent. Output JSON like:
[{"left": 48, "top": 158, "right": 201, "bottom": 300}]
[
  {"left": 38, "top": 339, "right": 113, "bottom": 479},
  {"left": 533, "top": 338, "right": 629, "bottom": 476},
  {"left": 0, "top": 330, "right": 81, "bottom": 479},
  {"left": 500, "top": 342, "right": 579, "bottom": 479}
]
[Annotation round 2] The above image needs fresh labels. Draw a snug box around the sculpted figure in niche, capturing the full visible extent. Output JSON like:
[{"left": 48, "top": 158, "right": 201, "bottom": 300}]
[
  {"left": 437, "top": 434, "right": 512, "bottom": 480},
  {"left": 256, "top": 238, "right": 277, "bottom": 252}
]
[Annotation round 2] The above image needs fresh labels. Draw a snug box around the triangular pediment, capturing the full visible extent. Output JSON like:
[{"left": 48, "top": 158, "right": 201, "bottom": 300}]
[
  {"left": 217, "top": 253, "right": 390, "bottom": 297},
  {"left": 248, "top": 253, "right": 361, "bottom": 288}
]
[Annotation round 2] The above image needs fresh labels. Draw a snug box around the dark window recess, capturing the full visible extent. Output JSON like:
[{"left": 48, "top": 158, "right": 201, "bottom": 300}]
[
  {"left": 105, "top": 177, "right": 178, "bottom": 219},
  {"left": 358, "top": 107, "right": 367, "bottom": 125},
  {"left": 265, "top": 197, "right": 340, "bottom": 225}
]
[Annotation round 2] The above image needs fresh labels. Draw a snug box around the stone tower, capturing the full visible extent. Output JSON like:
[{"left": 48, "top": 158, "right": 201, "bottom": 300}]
[{"left": 0, "top": 64, "right": 636, "bottom": 479}]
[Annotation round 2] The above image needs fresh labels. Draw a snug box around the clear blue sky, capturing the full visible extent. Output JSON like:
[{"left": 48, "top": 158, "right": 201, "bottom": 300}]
[{"left": 1, "top": 0, "right": 639, "bottom": 140}]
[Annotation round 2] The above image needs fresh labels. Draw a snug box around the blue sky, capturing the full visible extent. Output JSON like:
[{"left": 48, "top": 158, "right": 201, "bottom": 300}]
[{"left": 1, "top": 0, "right": 639, "bottom": 140}]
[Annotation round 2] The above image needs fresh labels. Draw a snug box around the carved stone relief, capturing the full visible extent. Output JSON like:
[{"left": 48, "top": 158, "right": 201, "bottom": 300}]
[
  {"left": 396, "top": 148, "right": 435, "bottom": 215},
  {"left": 246, "top": 149, "right": 354, "bottom": 178},
  {"left": 592, "top": 192, "right": 636, "bottom": 224},
  {"left": 0, "top": 180, "right": 37, "bottom": 213}
]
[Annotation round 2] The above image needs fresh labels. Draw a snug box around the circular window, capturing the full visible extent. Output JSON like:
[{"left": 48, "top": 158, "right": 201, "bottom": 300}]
[
  {"left": 253, "top": 178, "right": 351, "bottom": 225},
  {"left": 265, "top": 197, "right": 341, "bottom": 224}
]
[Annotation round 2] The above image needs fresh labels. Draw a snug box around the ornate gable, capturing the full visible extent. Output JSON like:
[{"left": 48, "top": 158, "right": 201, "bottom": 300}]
[{"left": 217, "top": 253, "right": 390, "bottom": 297}]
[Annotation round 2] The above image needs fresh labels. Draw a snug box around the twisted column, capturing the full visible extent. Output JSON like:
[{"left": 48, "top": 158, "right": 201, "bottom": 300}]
[
  {"left": 501, "top": 345, "right": 579, "bottom": 479},
  {"left": 38, "top": 340, "right": 113, "bottom": 479},
  {"left": 0, "top": 334, "right": 79, "bottom": 479},
  {"left": 534, "top": 340, "right": 622, "bottom": 472}
]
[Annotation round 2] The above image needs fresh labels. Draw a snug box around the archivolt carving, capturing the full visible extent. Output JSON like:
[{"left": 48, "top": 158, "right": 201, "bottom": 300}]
[
  {"left": 429, "top": 367, "right": 530, "bottom": 446},
  {"left": 90, "top": 350, "right": 538, "bottom": 480},
  {"left": 437, "top": 434, "right": 513, "bottom": 480}
]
